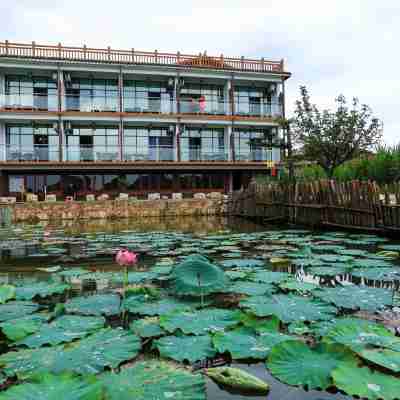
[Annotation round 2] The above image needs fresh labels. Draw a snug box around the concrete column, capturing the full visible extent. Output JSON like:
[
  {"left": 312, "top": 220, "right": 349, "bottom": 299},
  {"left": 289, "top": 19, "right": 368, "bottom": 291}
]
[
  {"left": 0, "top": 72, "right": 5, "bottom": 109},
  {"left": 225, "top": 125, "right": 232, "bottom": 161},
  {"left": 118, "top": 69, "right": 123, "bottom": 113},
  {"left": 224, "top": 79, "right": 232, "bottom": 115},
  {"left": 58, "top": 69, "right": 64, "bottom": 112},
  {"left": 0, "top": 122, "right": 5, "bottom": 161},
  {"left": 175, "top": 123, "right": 180, "bottom": 161},
  {"left": 59, "top": 120, "right": 65, "bottom": 161},
  {"left": 174, "top": 76, "right": 179, "bottom": 114}
]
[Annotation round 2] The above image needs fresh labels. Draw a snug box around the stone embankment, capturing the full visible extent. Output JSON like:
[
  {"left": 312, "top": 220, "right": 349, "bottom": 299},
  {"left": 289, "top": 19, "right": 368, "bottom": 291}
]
[{"left": 1, "top": 195, "right": 227, "bottom": 223}]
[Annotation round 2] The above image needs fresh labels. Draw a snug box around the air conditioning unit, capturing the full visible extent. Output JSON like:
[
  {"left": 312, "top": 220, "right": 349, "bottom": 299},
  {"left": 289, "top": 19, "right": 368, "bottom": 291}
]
[{"left": 51, "top": 72, "right": 58, "bottom": 81}]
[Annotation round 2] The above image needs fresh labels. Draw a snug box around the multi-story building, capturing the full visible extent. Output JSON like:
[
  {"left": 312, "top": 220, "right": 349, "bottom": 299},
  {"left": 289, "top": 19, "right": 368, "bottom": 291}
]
[{"left": 0, "top": 41, "right": 291, "bottom": 200}]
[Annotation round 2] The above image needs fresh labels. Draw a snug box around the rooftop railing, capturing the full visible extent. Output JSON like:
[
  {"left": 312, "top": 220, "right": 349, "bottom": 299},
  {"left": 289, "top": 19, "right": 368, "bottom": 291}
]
[{"left": 0, "top": 41, "right": 287, "bottom": 74}]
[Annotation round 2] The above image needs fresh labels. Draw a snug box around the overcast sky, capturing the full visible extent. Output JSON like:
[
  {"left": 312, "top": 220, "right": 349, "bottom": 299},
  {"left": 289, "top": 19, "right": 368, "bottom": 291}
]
[{"left": 2, "top": 1, "right": 399, "bottom": 143}]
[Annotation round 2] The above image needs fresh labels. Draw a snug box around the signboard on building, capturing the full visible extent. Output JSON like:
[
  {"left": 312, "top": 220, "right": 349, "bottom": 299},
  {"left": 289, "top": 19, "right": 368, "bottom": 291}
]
[{"left": 9, "top": 176, "right": 25, "bottom": 193}]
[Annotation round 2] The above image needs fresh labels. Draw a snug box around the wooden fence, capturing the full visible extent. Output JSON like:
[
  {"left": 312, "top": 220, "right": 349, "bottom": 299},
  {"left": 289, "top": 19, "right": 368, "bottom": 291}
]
[{"left": 228, "top": 180, "right": 400, "bottom": 233}]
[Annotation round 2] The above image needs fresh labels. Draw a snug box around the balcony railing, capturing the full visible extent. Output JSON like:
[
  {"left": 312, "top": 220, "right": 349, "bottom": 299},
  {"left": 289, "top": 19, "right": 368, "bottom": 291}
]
[
  {"left": 64, "top": 95, "right": 119, "bottom": 112},
  {"left": 180, "top": 148, "right": 229, "bottom": 162},
  {"left": 0, "top": 94, "right": 58, "bottom": 111},
  {"left": 123, "top": 146, "right": 174, "bottom": 161},
  {"left": 64, "top": 145, "right": 120, "bottom": 162},
  {"left": 234, "top": 149, "right": 275, "bottom": 162},
  {"left": 0, "top": 41, "right": 287, "bottom": 74},
  {"left": 123, "top": 96, "right": 175, "bottom": 114},
  {"left": 4, "top": 145, "right": 60, "bottom": 161},
  {"left": 234, "top": 102, "right": 282, "bottom": 118},
  {"left": 179, "top": 99, "right": 229, "bottom": 115}
]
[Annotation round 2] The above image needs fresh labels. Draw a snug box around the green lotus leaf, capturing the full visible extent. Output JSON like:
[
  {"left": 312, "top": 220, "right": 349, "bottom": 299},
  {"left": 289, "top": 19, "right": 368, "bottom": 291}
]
[
  {"left": 279, "top": 279, "right": 319, "bottom": 293},
  {"left": 334, "top": 248, "right": 370, "bottom": 257},
  {"left": 223, "top": 282, "right": 275, "bottom": 296},
  {"left": 351, "top": 258, "right": 394, "bottom": 268},
  {"left": 0, "top": 328, "right": 141, "bottom": 379},
  {"left": 160, "top": 308, "right": 240, "bottom": 335},
  {"left": 15, "top": 282, "right": 69, "bottom": 300},
  {"left": 314, "top": 286, "right": 393, "bottom": 311},
  {"left": 287, "top": 321, "right": 312, "bottom": 335},
  {"left": 316, "top": 254, "right": 354, "bottom": 263},
  {"left": 154, "top": 335, "right": 216, "bottom": 363},
  {"left": 171, "top": 255, "right": 227, "bottom": 296},
  {"left": 358, "top": 348, "right": 400, "bottom": 372},
  {"left": 220, "top": 259, "right": 265, "bottom": 269},
  {"left": 332, "top": 363, "right": 400, "bottom": 400},
  {"left": 0, "top": 285, "right": 15, "bottom": 304},
  {"left": 16, "top": 315, "right": 105, "bottom": 348},
  {"left": 213, "top": 327, "right": 292, "bottom": 360},
  {"left": 268, "top": 341, "right": 357, "bottom": 389},
  {"left": 0, "top": 314, "right": 50, "bottom": 342},
  {"left": 128, "top": 297, "right": 196, "bottom": 316},
  {"left": 65, "top": 294, "right": 120, "bottom": 316},
  {"left": 379, "top": 244, "right": 400, "bottom": 251},
  {"left": 0, "top": 301, "right": 39, "bottom": 322},
  {"left": 351, "top": 268, "right": 400, "bottom": 281},
  {"left": 0, "top": 373, "right": 100, "bottom": 400},
  {"left": 249, "top": 271, "right": 290, "bottom": 284},
  {"left": 323, "top": 318, "right": 400, "bottom": 352},
  {"left": 292, "top": 258, "right": 324, "bottom": 267},
  {"left": 225, "top": 270, "right": 249, "bottom": 280},
  {"left": 237, "top": 313, "right": 280, "bottom": 333},
  {"left": 112, "top": 271, "right": 158, "bottom": 284},
  {"left": 130, "top": 317, "right": 165, "bottom": 338},
  {"left": 99, "top": 360, "right": 206, "bottom": 400},
  {"left": 307, "top": 266, "right": 349, "bottom": 276},
  {"left": 240, "top": 294, "right": 337, "bottom": 323}
]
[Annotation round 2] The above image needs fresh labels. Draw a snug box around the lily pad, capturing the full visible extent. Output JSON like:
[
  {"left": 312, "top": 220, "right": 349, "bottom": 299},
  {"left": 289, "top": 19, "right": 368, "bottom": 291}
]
[
  {"left": 314, "top": 286, "right": 393, "bottom": 311},
  {"left": 160, "top": 308, "right": 240, "bottom": 335},
  {"left": 240, "top": 294, "right": 337, "bottom": 323},
  {"left": 358, "top": 348, "right": 400, "bottom": 372},
  {"left": 0, "top": 301, "right": 39, "bottom": 322},
  {"left": 220, "top": 259, "right": 265, "bottom": 269},
  {"left": 16, "top": 315, "right": 105, "bottom": 348},
  {"left": 99, "top": 360, "right": 206, "bottom": 400},
  {"left": 249, "top": 271, "right": 290, "bottom": 284},
  {"left": 0, "top": 373, "right": 100, "bottom": 400},
  {"left": 15, "top": 282, "right": 70, "bottom": 300},
  {"left": 268, "top": 341, "right": 357, "bottom": 389},
  {"left": 223, "top": 282, "right": 275, "bottom": 296},
  {"left": 332, "top": 363, "right": 400, "bottom": 400},
  {"left": 154, "top": 334, "right": 216, "bottom": 363},
  {"left": 0, "top": 314, "right": 50, "bottom": 342},
  {"left": 65, "top": 294, "right": 120, "bottom": 316},
  {"left": 130, "top": 317, "right": 165, "bottom": 338},
  {"left": 0, "top": 285, "right": 15, "bottom": 304}
]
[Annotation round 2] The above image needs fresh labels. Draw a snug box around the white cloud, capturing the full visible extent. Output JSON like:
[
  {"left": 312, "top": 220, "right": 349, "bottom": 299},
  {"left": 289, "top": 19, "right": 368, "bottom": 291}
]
[{"left": 2, "top": 0, "right": 400, "bottom": 142}]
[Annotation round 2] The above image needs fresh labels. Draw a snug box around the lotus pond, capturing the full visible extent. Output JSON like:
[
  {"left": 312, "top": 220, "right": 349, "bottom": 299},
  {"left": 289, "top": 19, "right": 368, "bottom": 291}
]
[{"left": 0, "top": 216, "right": 400, "bottom": 400}]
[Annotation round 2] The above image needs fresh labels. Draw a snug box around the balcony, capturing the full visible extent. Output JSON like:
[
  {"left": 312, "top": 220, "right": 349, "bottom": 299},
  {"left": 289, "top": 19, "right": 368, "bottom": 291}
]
[
  {"left": 180, "top": 147, "right": 229, "bottom": 162},
  {"left": 234, "top": 102, "right": 282, "bottom": 118},
  {"left": 4, "top": 145, "right": 60, "bottom": 161},
  {"left": 123, "top": 146, "right": 174, "bottom": 161},
  {"left": 179, "top": 98, "right": 229, "bottom": 116},
  {"left": 234, "top": 149, "right": 276, "bottom": 162},
  {"left": 64, "top": 95, "right": 119, "bottom": 113},
  {"left": 123, "top": 96, "right": 175, "bottom": 114},
  {"left": 0, "top": 94, "right": 58, "bottom": 112},
  {"left": 64, "top": 145, "right": 120, "bottom": 162}
]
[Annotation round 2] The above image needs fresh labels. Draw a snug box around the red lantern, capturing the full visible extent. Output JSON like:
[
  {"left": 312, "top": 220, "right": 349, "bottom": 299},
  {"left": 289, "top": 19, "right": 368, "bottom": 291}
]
[{"left": 271, "top": 167, "right": 277, "bottom": 177}]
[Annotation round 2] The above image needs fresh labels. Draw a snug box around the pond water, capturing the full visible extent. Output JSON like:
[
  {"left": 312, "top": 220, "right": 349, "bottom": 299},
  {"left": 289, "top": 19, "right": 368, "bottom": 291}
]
[{"left": 0, "top": 216, "right": 400, "bottom": 399}]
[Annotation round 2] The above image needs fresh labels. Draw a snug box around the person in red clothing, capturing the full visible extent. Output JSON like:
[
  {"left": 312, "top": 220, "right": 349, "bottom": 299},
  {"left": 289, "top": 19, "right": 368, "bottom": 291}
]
[{"left": 199, "top": 95, "right": 206, "bottom": 113}]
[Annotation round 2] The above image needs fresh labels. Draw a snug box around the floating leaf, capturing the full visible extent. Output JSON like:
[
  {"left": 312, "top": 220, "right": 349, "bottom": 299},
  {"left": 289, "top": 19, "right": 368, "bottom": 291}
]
[
  {"left": 223, "top": 282, "right": 275, "bottom": 296},
  {"left": 0, "top": 314, "right": 50, "bottom": 342},
  {"left": 0, "top": 328, "right": 141, "bottom": 379},
  {"left": 358, "top": 348, "right": 400, "bottom": 372},
  {"left": 15, "top": 282, "right": 69, "bottom": 300},
  {"left": 240, "top": 294, "right": 337, "bottom": 323},
  {"left": 332, "top": 363, "right": 400, "bottom": 400},
  {"left": 279, "top": 279, "right": 318, "bottom": 293},
  {"left": 314, "top": 286, "right": 393, "bottom": 311},
  {"left": 160, "top": 308, "right": 239, "bottom": 335},
  {"left": 268, "top": 341, "right": 357, "bottom": 389},
  {"left": 65, "top": 294, "right": 120, "bottom": 316},
  {"left": 220, "top": 259, "right": 265, "bottom": 269},
  {"left": 0, "top": 301, "right": 39, "bottom": 322},
  {"left": 99, "top": 360, "right": 206, "bottom": 400},
  {"left": 129, "top": 298, "right": 194, "bottom": 316},
  {"left": 130, "top": 317, "right": 165, "bottom": 338},
  {"left": 249, "top": 271, "right": 290, "bottom": 284},
  {"left": 17, "top": 315, "right": 105, "bottom": 348},
  {"left": 213, "top": 327, "right": 292, "bottom": 360},
  {"left": 0, "top": 285, "right": 15, "bottom": 304},
  {"left": 0, "top": 373, "right": 100, "bottom": 400},
  {"left": 154, "top": 335, "right": 216, "bottom": 363}
]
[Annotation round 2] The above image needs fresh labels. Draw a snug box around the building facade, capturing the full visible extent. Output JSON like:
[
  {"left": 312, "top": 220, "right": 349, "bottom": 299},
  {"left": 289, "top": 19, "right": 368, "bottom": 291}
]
[{"left": 0, "top": 41, "right": 291, "bottom": 200}]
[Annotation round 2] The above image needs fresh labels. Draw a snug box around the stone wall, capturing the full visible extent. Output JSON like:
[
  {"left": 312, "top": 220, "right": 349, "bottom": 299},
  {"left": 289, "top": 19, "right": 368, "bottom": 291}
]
[{"left": 10, "top": 198, "right": 227, "bottom": 223}]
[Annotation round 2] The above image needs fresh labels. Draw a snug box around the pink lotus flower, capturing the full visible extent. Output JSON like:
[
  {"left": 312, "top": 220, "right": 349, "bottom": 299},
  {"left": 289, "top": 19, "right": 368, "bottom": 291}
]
[{"left": 116, "top": 249, "right": 138, "bottom": 267}]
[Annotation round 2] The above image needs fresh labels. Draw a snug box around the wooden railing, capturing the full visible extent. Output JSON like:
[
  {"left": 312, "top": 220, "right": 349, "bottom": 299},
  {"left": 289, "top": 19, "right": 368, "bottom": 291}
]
[
  {"left": 229, "top": 180, "right": 400, "bottom": 234},
  {"left": 0, "top": 41, "right": 287, "bottom": 74}
]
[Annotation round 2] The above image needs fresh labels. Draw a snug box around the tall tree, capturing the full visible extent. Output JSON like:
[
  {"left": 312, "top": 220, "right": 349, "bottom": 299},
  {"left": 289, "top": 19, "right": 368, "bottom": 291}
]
[{"left": 292, "top": 86, "right": 382, "bottom": 176}]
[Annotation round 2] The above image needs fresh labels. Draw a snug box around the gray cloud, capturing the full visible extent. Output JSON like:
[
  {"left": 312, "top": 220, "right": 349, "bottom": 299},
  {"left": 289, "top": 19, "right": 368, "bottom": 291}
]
[{"left": 2, "top": 0, "right": 399, "bottom": 143}]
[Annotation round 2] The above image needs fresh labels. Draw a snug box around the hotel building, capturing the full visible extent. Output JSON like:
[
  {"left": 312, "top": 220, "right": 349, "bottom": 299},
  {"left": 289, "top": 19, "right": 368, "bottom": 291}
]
[{"left": 0, "top": 41, "right": 291, "bottom": 199}]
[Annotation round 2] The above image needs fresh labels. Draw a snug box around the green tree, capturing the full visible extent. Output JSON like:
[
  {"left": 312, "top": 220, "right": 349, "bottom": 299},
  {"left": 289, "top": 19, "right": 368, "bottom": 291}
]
[{"left": 292, "top": 86, "right": 382, "bottom": 176}]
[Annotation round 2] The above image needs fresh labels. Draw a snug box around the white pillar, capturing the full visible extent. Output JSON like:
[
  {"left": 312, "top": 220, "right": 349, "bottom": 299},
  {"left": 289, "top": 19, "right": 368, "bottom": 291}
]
[
  {"left": 224, "top": 79, "right": 231, "bottom": 115},
  {"left": 225, "top": 125, "right": 232, "bottom": 161},
  {"left": 0, "top": 122, "right": 5, "bottom": 161}
]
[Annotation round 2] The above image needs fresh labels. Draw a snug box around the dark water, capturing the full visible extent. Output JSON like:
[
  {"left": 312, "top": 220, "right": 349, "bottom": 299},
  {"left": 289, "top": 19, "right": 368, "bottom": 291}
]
[{"left": 1, "top": 216, "right": 399, "bottom": 399}]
